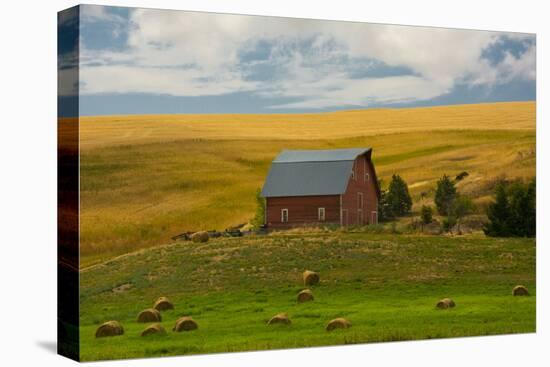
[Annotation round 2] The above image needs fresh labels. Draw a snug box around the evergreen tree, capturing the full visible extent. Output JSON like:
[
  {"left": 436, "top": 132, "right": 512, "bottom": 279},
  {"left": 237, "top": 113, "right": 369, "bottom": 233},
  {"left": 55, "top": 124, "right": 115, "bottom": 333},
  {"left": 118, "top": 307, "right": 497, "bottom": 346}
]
[
  {"left": 386, "top": 174, "right": 412, "bottom": 216},
  {"left": 524, "top": 179, "right": 536, "bottom": 236},
  {"left": 377, "top": 184, "right": 394, "bottom": 222},
  {"left": 507, "top": 179, "right": 536, "bottom": 237},
  {"left": 435, "top": 174, "right": 457, "bottom": 215},
  {"left": 251, "top": 188, "right": 266, "bottom": 229},
  {"left": 483, "top": 182, "right": 510, "bottom": 236}
]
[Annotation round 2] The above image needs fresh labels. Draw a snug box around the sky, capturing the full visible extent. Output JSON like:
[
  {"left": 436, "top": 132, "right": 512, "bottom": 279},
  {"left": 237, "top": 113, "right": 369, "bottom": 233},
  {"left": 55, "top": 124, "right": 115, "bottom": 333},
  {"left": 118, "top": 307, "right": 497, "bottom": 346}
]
[{"left": 58, "top": 5, "right": 536, "bottom": 116}]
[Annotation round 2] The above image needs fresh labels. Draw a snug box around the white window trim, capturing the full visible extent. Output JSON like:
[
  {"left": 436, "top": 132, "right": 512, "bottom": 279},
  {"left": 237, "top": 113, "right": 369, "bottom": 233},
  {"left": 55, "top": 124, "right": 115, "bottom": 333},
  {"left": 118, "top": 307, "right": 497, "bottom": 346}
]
[
  {"left": 318, "top": 207, "right": 326, "bottom": 221},
  {"left": 281, "top": 208, "right": 288, "bottom": 223},
  {"left": 358, "top": 192, "right": 364, "bottom": 209},
  {"left": 358, "top": 208, "right": 363, "bottom": 224}
]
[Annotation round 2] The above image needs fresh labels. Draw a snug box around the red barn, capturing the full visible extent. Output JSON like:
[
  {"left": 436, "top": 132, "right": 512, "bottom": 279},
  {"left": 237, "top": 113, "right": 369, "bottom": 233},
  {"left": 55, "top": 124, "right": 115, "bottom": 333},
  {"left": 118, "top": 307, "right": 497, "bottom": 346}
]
[{"left": 261, "top": 148, "right": 380, "bottom": 229}]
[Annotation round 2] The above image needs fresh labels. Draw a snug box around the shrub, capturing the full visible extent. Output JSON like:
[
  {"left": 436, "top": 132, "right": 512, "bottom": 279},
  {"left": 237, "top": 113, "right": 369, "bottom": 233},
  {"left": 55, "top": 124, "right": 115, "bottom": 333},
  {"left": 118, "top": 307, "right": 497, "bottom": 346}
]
[
  {"left": 420, "top": 205, "right": 433, "bottom": 225},
  {"left": 451, "top": 195, "right": 474, "bottom": 234},
  {"left": 390, "top": 222, "right": 400, "bottom": 234},
  {"left": 442, "top": 216, "right": 457, "bottom": 233}
]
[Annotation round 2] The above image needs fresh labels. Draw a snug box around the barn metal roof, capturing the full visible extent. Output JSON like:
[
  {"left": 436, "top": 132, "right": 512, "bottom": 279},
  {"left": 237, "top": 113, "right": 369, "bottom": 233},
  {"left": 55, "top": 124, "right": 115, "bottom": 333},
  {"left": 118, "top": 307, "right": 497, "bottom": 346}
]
[
  {"left": 273, "top": 148, "right": 371, "bottom": 163},
  {"left": 261, "top": 148, "right": 371, "bottom": 198}
]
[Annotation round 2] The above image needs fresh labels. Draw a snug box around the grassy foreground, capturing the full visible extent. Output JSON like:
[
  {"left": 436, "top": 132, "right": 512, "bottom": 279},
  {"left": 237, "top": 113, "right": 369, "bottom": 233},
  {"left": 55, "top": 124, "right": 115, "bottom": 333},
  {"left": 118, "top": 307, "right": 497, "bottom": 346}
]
[
  {"left": 79, "top": 102, "right": 536, "bottom": 265},
  {"left": 79, "top": 231, "right": 536, "bottom": 361}
]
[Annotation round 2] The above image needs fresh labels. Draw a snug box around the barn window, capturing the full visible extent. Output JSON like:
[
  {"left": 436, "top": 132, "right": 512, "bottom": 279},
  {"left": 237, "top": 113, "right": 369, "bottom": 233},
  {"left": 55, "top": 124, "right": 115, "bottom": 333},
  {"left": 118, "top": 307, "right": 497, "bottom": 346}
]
[
  {"left": 365, "top": 172, "right": 369, "bottom": 182},
  {"left": 318, "top": 207, "right": 326, "bottom": 221},
  {"left": 358, "top": 192, "right": 364, "bottom": 209},
  {"left": 281, "top": 209, "right": 289, "bottom": 223},
  {"left": 351, "top": 160, "right": 356, "bottom": 180}
]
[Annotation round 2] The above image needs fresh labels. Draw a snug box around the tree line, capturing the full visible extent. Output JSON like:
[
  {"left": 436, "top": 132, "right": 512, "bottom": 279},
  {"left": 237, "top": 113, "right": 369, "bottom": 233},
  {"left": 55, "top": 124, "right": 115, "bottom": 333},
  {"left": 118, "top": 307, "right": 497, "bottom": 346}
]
[
  {"left": 377, "top": 173, "right": 535, "bottom": 237},
  {"left": 484, "top": 179, "right": 535, "bottom": 237}
]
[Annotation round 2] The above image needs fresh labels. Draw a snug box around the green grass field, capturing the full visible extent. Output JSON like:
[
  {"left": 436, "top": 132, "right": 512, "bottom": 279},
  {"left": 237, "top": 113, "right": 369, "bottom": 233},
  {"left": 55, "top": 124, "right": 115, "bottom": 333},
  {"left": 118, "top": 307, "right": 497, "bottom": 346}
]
[
  {"left": 79, "top": 102, "right": 536, "bottom": 266},
  {"left": 79, "top": 231, "right": 535, "bottom": 361}
]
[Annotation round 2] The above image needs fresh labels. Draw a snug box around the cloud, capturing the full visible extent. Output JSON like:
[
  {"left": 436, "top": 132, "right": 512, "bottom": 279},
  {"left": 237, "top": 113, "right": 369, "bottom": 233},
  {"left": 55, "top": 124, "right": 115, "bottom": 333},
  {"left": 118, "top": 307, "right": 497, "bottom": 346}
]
[
  {"left": 80, "top": 64, "right": 260, "bottom": 96},
  {"left": 78, "top": 5, "right": 536, "bottom": 109},
  {"left": 80, "top": 4, "right": 126, "bottom": 24}
]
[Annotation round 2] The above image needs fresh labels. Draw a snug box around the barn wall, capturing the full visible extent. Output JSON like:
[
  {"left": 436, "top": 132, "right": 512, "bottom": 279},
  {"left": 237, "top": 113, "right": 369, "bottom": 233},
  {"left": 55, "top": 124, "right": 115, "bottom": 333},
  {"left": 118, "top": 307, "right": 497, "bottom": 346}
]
[
  {"left": 266, "top": 195, "right": 340, "bottom": 229},
  {"left": 341, "top": 154, "right": 379, "bottom": 225}
]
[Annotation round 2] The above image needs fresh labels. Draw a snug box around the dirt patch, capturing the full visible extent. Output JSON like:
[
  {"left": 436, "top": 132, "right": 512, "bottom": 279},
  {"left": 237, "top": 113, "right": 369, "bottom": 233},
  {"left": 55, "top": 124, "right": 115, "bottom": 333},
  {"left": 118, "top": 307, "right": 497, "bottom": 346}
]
[
  {"left": 409, "top": 180, "right": 430, "bottom": 189},
  {"left": 112, "top": 283, "right": 132, "bottom": 293}
]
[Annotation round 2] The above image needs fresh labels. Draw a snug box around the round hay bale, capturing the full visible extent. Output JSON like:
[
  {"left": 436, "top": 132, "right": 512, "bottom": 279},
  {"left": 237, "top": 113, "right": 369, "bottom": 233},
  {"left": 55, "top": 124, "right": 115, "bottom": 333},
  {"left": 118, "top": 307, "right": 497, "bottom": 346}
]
[
  {"left": 173, "top": 316, "right": 198, "bottom": 332},
  {"left": 297, "top": 289, "right": 314, "bottom": 303},
  {"left": 303, "top": 270, "right": 320, "bottom": 286},
  {"left": 513, "top": 285, "right": 529, "bottom": 296},
  {"left": 95, "top": 320, "right": 124, "bottom": 338},
  {"left": 153, "top": 296, "right": 174, "bottom": 311},
  {"left": 326, "top": 318, "right": 351, "bottom": 331},
  {"left": 191, "top": 231, "right": 209, "bottom": 243},
  {"left": 267, "top": 313, "right": 291, "bottom": 325},
  {"left": 436, "top": 298, "right": 456, "bottom": 309},
  {"left": 140, "top": 323, "right": 166, "bottom": 337},
  {"left": 137, "top": 308, "right": 161, "bottom": 323}
]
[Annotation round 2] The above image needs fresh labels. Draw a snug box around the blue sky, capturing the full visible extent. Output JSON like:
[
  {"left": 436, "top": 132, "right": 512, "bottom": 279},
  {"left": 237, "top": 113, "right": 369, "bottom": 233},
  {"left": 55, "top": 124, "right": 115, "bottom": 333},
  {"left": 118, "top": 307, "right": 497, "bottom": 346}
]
[{"left": 59, "top": 5, "right": 536, "bottom": 116}]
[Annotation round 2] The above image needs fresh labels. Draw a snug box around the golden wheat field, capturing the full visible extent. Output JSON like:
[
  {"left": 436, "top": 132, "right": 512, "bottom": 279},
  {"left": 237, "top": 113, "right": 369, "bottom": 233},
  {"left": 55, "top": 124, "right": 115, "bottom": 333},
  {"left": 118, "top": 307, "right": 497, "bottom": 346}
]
[
  {"left": 79, "top": 102, "right": 534, "bottom": 149},
  {"left": 78, "top": 101, "right": 535, "bottom": 266}
]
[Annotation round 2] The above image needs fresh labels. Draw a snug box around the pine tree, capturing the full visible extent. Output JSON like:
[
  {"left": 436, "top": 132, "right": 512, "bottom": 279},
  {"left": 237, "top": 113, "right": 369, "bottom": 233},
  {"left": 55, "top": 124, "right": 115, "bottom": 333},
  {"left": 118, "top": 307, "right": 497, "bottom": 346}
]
[
  {"left": 484, "top": 182, "right": 510, "bottom": 237},
  {"left": 525, "top": 179, "right": 536, "bottom": 236},
  {"left": 387, "top": 174, "right": 412, "bottom": 216},
  {"left": 508, "top": 180, "right": 536, "bottom": 237},
  {"left": 435, "top": 174, "right": 457, "bottom": 215},
  {"left": 377, "top": 182, "right": 394, "bottom": 222}
]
